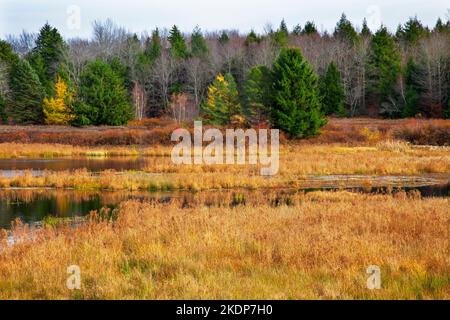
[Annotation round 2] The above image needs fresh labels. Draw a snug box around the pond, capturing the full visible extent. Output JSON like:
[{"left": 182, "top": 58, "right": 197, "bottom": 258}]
[
  {"left": 0, "top": 182, "right": 448, "bottom": 230},
  {"left": 0, "top": 157, "right": 150, "bottom": 177}
]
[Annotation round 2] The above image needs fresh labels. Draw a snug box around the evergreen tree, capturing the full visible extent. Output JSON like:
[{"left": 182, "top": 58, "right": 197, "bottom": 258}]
[
  {"left": 191, "top": 26, "right": 208, "bottom": 57},
  {"left": 368, "top": 26, "right": 402, "bottom": 116},
  {"left": 272, "top": 19, "right": 289, "bottom": 47},
  {"left": 398, "top": 16, "right": 428, "bottom": 45},
  {"left": 201, "top": 73, "right": 242, "bottom": 125},
  {"left": 361, "top": 18, "right": 372, "bottom": 37},
  {"left": 271, "top": 48, "right": 326, "bottom": 137},
  {"left": 0, "top": 62, "right": 9, "bottom": 122},
  {"left": 243, "top": 65, "right": 273, "bottom": 123},
  {"left": 0, "top": 40, "right": 19, "bottom": 66},
  {"left": 434, "top": 18, "right": 450, "bottom": 33},
  {"left": 168, "top": 25, "right": 189, "bottom": 58},
  {"left": 402, "top": 58, "right": 422, "bottom": 117},
  {"left": 28, "top": 23, "right": 66, "bottom": 96},
  {"left": 334, "top": 13, "right": 359, "bottom": 44},
  {"left": 43, "top": 76, "right": 75, "bottom": 124},
  {"left": 0, "top": 41, "right": 18, "bottom": 122},
  {"left": 444, "top": 100, "right": 450, "bottom": 119},
  {"left": 245, "top": 30, "right": 261, "bottom": 46},
  {"left": 6, "top": 59, "right": 44, "bottom": 124},
  {"left": 302, "top": 21, "right": 318, "bottom": 35},
  {"left": 218, "top": 31, "right": 230, "bottom": 45},
  {"left": 292, "top": 24, "right": 302, "bottom": 36},
  {"left": 319, "top": 62, "right": 345, "bottom": 116},
  {"left": 74, "top": 60, "right": 132, "bottom": 126},
  {"left": 147, "top": 29, "right": 162, "bottom": 61}
]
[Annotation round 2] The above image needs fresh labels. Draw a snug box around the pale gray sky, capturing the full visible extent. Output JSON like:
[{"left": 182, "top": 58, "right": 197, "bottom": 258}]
[{"left": 0, "top": 0, "right": 449, "bottom": 38}]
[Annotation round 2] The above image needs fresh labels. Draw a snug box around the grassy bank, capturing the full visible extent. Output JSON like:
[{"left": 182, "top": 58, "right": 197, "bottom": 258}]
[
  {"left": 0, "top": 118, "right": 448, "bottom": 146},
  {"left": 0, "top": 191, "right": 448, "bottom": 299},
  {"left": 0, "top": 142, "right": 448, "bottom": 192}
]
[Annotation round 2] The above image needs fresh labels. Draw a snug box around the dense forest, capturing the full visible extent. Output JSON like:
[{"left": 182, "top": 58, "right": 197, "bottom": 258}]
[{"left": 0, "top": 13, "right": 449, "bottom": 136}]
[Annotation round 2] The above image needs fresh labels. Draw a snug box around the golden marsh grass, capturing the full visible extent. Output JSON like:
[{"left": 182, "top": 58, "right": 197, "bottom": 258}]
[{"left": 0, "top": 191, "right": 448, "bottom": 299}]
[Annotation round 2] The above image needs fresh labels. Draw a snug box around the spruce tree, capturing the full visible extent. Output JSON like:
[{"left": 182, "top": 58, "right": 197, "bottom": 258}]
[
  {"left": 28, "top": 23, "right": 66, "bottom": 96},
  {"left": 191, "top": 26, "right": 208, "bottom": 57},
  {"left": 319, "top": 62, "right": 345, "bottom": 116},
  {"left": 398, "top": 17, "right": 427, "bottom": 45},
  {"left": 201, "top": 73, "right": 242, "bottom": 125},
  {"left": 0, "top": 62, "right": 9, "bottom": 122},
  {"left": 6, "top": 59, "right": 44, "bottom": 124},
  {"left": 0, "top": 41, "right": 18, "bottom": 122},
  {"left": 271, "top": 48, "right": 326, "bottom": 137},
  {"left": 368, "top": 26, "right": 402, "bottom": 116},
  {"left": 292, "top": 24, "right": 302, "bottom": 36},
  {"left": 272, "top": 19, "right": 289, "bottom": 47},
  {"left": 402, "top": 58, "right": 422, "bottom": 117},
  {"left": 168, "top": 25, "right": 189, "bottom": 58},
  {"left": 147, "top": 29, "right": 162, "bottom": 62},
  {"left": 243, "top": 65, "right": 273, "bottom": 123},
  {"left": 361, "top": 18, "right": 372, "bottom": 37},
  {"left": 218, "top": 31, "right": 230, "bottom": 45},
  {"left": 334, "top": 13, "right": 359, "bottom": 44},
  {"left": 444, "top": 100, "right": 450, "bottom": 119},
  {"left": 302, "top": 21, "right": 318, "bottom": 35},
  {"left": 75, "top": 60, "right": 132, "bottom": 126},
  {"left": 245, "top": 30, "right": 260, "bottom": 46}
]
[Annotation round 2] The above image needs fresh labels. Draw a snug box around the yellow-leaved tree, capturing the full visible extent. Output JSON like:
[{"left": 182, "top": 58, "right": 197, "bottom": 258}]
[
  {"left": 43, "top": 76, "right": 75, "bottom": 125},
  {"left": 201, "top": 73, "right": 243, "bottom": 125}
]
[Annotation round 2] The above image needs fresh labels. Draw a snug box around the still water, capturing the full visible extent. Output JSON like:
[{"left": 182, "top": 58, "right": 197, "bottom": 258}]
[
  {"left": 0, "top": 158, "right": 149, "bottom": 177},
  {"left": 0, "top": 183, "right": 448, "bottom": 229}
]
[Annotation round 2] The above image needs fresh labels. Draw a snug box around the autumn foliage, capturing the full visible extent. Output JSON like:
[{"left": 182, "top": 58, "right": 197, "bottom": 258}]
[{"left": 43, "top": 77, "right": 75, "bottom": 125}]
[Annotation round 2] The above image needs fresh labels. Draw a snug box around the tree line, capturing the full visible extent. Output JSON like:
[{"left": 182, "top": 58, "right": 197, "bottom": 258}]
[{"left": 0, "top": 13, "right": 449, "bottom": 137}]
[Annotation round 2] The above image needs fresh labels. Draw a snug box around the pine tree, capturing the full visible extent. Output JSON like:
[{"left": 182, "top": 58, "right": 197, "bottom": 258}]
[
  {"left": 201, "top": 73, "right": 242, "bottom": 125},
  {"left": 245, "top": 30, "right": 260, "bottom": 46},
  {"left": 399, "top": 17, "right": 427, "bottom": 45},
  {"left": 361, "top": 18, "right": 372, "bottom": 37},
  {"left": 168, "top": 25, "right": 189, "bottom": 58},
  {"left": 292, "top": 24, "right": 302, "bottom": 36},
  {"left": 0, "top": 40, "right": 19, "bottom": 66},
  {"left": 402, "top": 58, "right": 422, "bottom": 117},
  {"left": 218, "top": 31, "right": 230, "bottom": 45},
  {"left": 319, "top": 62, "right": 345, "bottom": 116},
  {"left": 43, "top": 76, "right": 75, "bottom": 125},
  {"left": 271, "top": 48, "right": 326, "bottom": 137},
  {"left": 334, "top": 13, "right": 359, "bottom": 44},
  {"left": 6, "top": 59, "right": 44, "bottom": 124},
  {"left": 368, "top": 26, "right": 402, "bottom": 115},
  {"left": 191, "top": 26, "right": 208, "bottom": 57},
  {"left": 147, "top": 29, "right": 162, "bottom": 61},
  {"left": 0, "top": 41, "right": 18, "bottom": 122},
  {"left": 74, "top": 60, "right": 132, "bottom": 126},
  {"left": 272, "top": 19, "right": 289, "bottom": 47},
  {"left": 243, "top": 65, "right": 273, "bottom": 123},
  {"left": 302, "top": 21, "right": 318, "bottom": 35},
  {"left": 434, "top": 18, "right": 450, "bottom": 33},
  {"left": 444, "top": 100, "right": 450, "bottom": 119},
  {"left": 28, "top": 23, "right": 66, "bottom": 96},
  {"left": 0, "top": 62, "right": 9, "bottom": 122}
]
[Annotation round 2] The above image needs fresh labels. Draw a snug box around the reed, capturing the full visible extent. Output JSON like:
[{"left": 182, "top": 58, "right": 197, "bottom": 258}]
[{"left": 0, "top": 191, "right": 447, "bottom": 299}]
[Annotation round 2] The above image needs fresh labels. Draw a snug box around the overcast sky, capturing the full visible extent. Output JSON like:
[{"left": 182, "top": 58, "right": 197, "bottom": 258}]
[{"left": 1, "top": 0, "right": 449, "bottom": 39}]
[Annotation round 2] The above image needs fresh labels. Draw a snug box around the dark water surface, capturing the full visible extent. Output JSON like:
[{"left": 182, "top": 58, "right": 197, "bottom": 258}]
[
  {"left": 0, "top": 183, "right": 448, "bottom": 229},
  {"left": 0, "top": 157, "right": 149, "bottom": 177}
]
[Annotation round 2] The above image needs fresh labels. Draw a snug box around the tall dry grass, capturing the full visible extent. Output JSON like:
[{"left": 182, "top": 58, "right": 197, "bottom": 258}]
[
  {"left": 0, "top": 191, "right": 448, "bottom": 299},
  {"left": 0, "top": 144, "right": 448, "bottom": 191}
]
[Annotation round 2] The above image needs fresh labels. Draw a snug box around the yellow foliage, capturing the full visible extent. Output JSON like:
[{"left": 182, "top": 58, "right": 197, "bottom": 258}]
[{"left": 43, "top": 77, "right": 75, "bottom": 125}]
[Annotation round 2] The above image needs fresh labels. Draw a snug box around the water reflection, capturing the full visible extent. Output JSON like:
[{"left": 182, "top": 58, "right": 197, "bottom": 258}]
[
  {"left": 0, "top": 183, "right": 448, "bottom": 229},
  {"left": 0, "top": 158, "right": 151, "bottom": 177}
]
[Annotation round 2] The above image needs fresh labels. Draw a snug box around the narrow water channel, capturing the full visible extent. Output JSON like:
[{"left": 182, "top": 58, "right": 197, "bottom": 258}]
[{"left": 0, "top": 183, "right": 448, "bottom": 230}]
